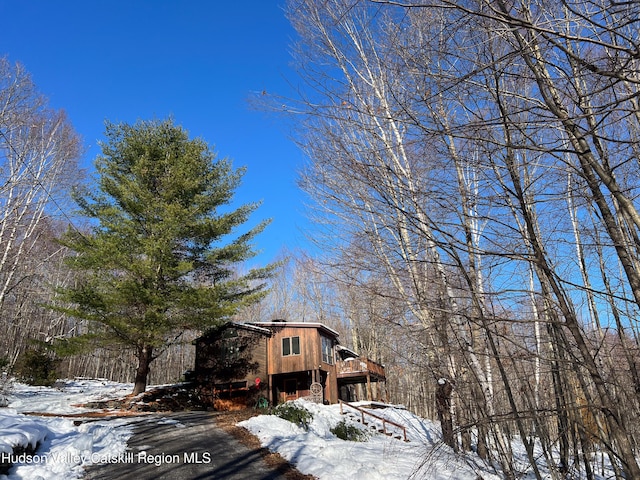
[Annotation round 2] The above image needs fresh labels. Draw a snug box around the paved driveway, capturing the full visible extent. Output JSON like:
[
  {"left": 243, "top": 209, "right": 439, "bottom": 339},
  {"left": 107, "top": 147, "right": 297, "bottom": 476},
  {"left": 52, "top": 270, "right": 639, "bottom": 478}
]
[{"left": 84, "top": 411, "right": 286, "bottom": 480}]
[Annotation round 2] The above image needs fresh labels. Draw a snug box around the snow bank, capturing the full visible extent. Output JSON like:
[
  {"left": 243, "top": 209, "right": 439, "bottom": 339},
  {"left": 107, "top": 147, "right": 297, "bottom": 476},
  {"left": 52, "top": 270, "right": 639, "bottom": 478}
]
[
  {"left": 0, "top": 411, "right": 48, "bottom": 454},
  {"left": 0, "top": 411, "right": 133, "bottom": 480},
  {"left": 239, "top": 399, "right": 501, "bottom": 480},
  {"left": 0, "top": 379, "right": 135, "bottom": 480}
]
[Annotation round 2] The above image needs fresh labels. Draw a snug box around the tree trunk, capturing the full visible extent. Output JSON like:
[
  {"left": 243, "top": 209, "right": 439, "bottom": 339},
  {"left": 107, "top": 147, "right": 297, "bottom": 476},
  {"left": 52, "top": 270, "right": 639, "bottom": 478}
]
[
  {"left": 547, "top": 322, "right": 571, "bottom": 476},
  {"left": 435, "top": 377, "right": 457, "bottom": 452},
  {"left": 133, "top": 345, "right": 153, "bottom": 396}
]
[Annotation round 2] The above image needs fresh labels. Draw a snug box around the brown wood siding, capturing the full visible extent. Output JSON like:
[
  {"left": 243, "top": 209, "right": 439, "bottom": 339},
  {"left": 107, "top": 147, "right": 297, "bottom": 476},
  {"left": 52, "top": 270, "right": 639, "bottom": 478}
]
[
  {"left": 325, "top": 363, "right": 338, "bottom": 403},
  {"left": 267, "top": 326, "right": 324, "bottom": 374},
  {"left": 265, "top": 325, "right": 340, "bottom": 404},
  {"left": 250, "top": 339, "right": 268, "bottom": 384},
  {"left": 196, "top": 322, "right": 347, "bottom": 405},
  {"left": 231, "top": 335, "right": 268, "bottom": 387},
  {"left": 194, "top": 326, "right": 269, "bottom": 386}
]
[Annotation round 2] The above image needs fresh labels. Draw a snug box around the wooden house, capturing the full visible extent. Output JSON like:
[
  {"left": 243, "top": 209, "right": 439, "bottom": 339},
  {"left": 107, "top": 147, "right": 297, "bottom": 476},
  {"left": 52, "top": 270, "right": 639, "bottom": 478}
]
[
  {"left": 192, "top": 322, "right": 271, "bottom": 406},
  {"left": 193, "top": 320, "right": 386, "bottom": 407}
]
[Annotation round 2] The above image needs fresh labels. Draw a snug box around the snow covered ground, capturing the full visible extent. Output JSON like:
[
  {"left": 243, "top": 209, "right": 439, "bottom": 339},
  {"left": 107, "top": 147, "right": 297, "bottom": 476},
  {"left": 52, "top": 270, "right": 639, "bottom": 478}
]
[
  {"left": 1, "top": 379, "right": 135, "bottom": 480},
  {"left": 6, "top": 379, "right": 133, "bottom": 416},
  {"left": 240, "top": 400, "right": 617, "bottom": 480},
  {"left": 0, "top": 379, "right": 618, "bottom": 479},
  {"left": 240, "top": 399, "right": 502, "bottom": 480}
]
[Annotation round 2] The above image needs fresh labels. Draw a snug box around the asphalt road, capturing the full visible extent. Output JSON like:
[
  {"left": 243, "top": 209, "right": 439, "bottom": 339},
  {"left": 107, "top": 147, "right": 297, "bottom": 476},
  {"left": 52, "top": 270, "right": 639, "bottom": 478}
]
[{"left": 83, "top": 411, "right": 287, "bottom": 480}]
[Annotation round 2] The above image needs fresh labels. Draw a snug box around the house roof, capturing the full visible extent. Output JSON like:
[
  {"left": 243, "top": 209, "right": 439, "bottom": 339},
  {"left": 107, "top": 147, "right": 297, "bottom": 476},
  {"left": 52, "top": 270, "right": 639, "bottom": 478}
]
[
  {"left": 230, "top": 322, "right": 273, "bottom": 335},
  {"left": 197, "top": 321, "right": 272, "bottom": 341},
  {"left": 196, "top": 320, "right": 343, "bottom": 343},
  {"left": 336, "top": 344, "right": 359, "bottom": 358},
  {"left": 247, "top": 321, "right": 340, "bottom": 339}
]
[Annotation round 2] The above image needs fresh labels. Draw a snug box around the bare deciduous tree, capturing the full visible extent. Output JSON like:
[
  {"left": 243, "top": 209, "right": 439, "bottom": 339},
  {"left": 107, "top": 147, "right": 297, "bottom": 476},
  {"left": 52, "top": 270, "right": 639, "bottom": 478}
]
[
  {"left": 280, "top": 0, "right": 640, "bottom": 477},
  {"left": 0, "top": 58, "right": 81, "bottom": 368}
]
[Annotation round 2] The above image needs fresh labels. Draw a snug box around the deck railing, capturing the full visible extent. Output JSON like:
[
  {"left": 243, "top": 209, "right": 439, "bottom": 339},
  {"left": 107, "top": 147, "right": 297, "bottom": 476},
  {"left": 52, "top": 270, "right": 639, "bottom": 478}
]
[
  {"left": 339, "top": 400, "right": 408, "bottom": 442},
  {"left": 336, "top": 358, "right": 386, "bottom": 379}
]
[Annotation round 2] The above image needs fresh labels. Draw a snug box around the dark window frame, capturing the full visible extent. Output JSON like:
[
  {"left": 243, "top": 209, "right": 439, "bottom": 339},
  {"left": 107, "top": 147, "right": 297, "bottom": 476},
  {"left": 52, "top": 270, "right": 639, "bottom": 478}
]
[
  {"left": 321, "top": 335, "right": 334, "bottom": 365},
  {"left": 282, "top": 336, "right": 301, "bottom": 356}
]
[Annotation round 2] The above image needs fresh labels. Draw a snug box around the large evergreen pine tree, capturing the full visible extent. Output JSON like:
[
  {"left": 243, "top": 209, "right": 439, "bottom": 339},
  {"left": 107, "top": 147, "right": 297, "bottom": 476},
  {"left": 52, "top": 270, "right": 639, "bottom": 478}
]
[{"left": 56, "top": 119, "right": 274, "bottom": 394}]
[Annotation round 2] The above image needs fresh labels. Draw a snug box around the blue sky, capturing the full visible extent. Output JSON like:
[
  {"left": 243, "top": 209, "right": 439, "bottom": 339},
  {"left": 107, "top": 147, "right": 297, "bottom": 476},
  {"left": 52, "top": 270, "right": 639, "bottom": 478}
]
[{"left": 0, "top": 0, "right": 309, "bottom": 267}]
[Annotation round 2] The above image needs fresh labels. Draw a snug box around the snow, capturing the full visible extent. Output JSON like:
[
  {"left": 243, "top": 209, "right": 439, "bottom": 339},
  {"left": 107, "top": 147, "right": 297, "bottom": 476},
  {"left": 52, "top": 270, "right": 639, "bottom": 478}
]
[
  {"left": 0, "top": 379, "right": 619, "bottom": 480},
  {"left": 239, "top": 399, "right": 502, "bottom": 480},
  {"left": 1, "top": 379, "right": 135, "bottom": 480},
  {"left": 7, "top": 379, "right": 133, "bottom": 415},
  {"left": 239, "top": 399, "right": 619, "bottom": 480}
]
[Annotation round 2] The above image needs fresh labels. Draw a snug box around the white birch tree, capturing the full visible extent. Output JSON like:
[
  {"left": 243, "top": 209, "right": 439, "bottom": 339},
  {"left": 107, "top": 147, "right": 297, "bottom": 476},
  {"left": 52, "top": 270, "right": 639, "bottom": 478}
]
[
  {"left": 282, "top": 0, "right": 640, "bottom": 477},
  {"left": 0, "top": 58, "right": 81, "bottom": 309},
  {"left": 0, "top": 58, "right": 81, "bottom": 369}
]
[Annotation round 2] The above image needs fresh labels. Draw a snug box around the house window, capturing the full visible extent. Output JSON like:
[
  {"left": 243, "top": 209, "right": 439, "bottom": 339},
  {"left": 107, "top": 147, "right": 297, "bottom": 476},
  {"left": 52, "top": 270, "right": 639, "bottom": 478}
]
[
  {"left": 322, "top": 336, "right": 334, "bottom": 365},
  {"left": 219, "top": 331, "right": 241, "bottom": 366},
  {"left": 282, "top": 336, "right": 300, "bottom": 356}
]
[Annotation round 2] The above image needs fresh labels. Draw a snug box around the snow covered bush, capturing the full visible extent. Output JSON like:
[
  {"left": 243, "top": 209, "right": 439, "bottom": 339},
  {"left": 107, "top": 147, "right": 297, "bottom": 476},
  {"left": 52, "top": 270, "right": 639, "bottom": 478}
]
[
  {"left": 330, "top": 419, "right": 368, "bottom": 442},
  {"left": 272, "top": 402, "right": 313, "bottom": 431}
]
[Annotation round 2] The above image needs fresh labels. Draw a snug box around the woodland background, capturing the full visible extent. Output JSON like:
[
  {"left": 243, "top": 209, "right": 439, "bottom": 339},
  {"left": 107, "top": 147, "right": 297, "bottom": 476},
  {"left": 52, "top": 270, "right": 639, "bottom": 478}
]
[{"left": 3, "top": 1, "right": 640, "bottom": 478}]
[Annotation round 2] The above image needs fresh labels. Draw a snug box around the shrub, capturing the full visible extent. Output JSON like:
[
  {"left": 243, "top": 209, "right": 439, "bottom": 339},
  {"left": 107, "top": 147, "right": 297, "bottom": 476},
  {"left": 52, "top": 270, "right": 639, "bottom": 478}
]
[
  {"left": 14, "top": 349, "right": 59, "bottom": 386},
  {"left": 272, "top": 402, "right": 313, "bottom": 431},
  {"left": 331, "top": 419, "right": 368, "bottom": 442}
]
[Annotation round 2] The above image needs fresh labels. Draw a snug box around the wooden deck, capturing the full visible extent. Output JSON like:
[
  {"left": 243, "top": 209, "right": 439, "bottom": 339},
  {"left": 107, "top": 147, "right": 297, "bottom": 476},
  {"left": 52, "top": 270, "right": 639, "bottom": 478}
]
[{"left": 337, "top": 358, "right": 386, "bottom": 381}]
